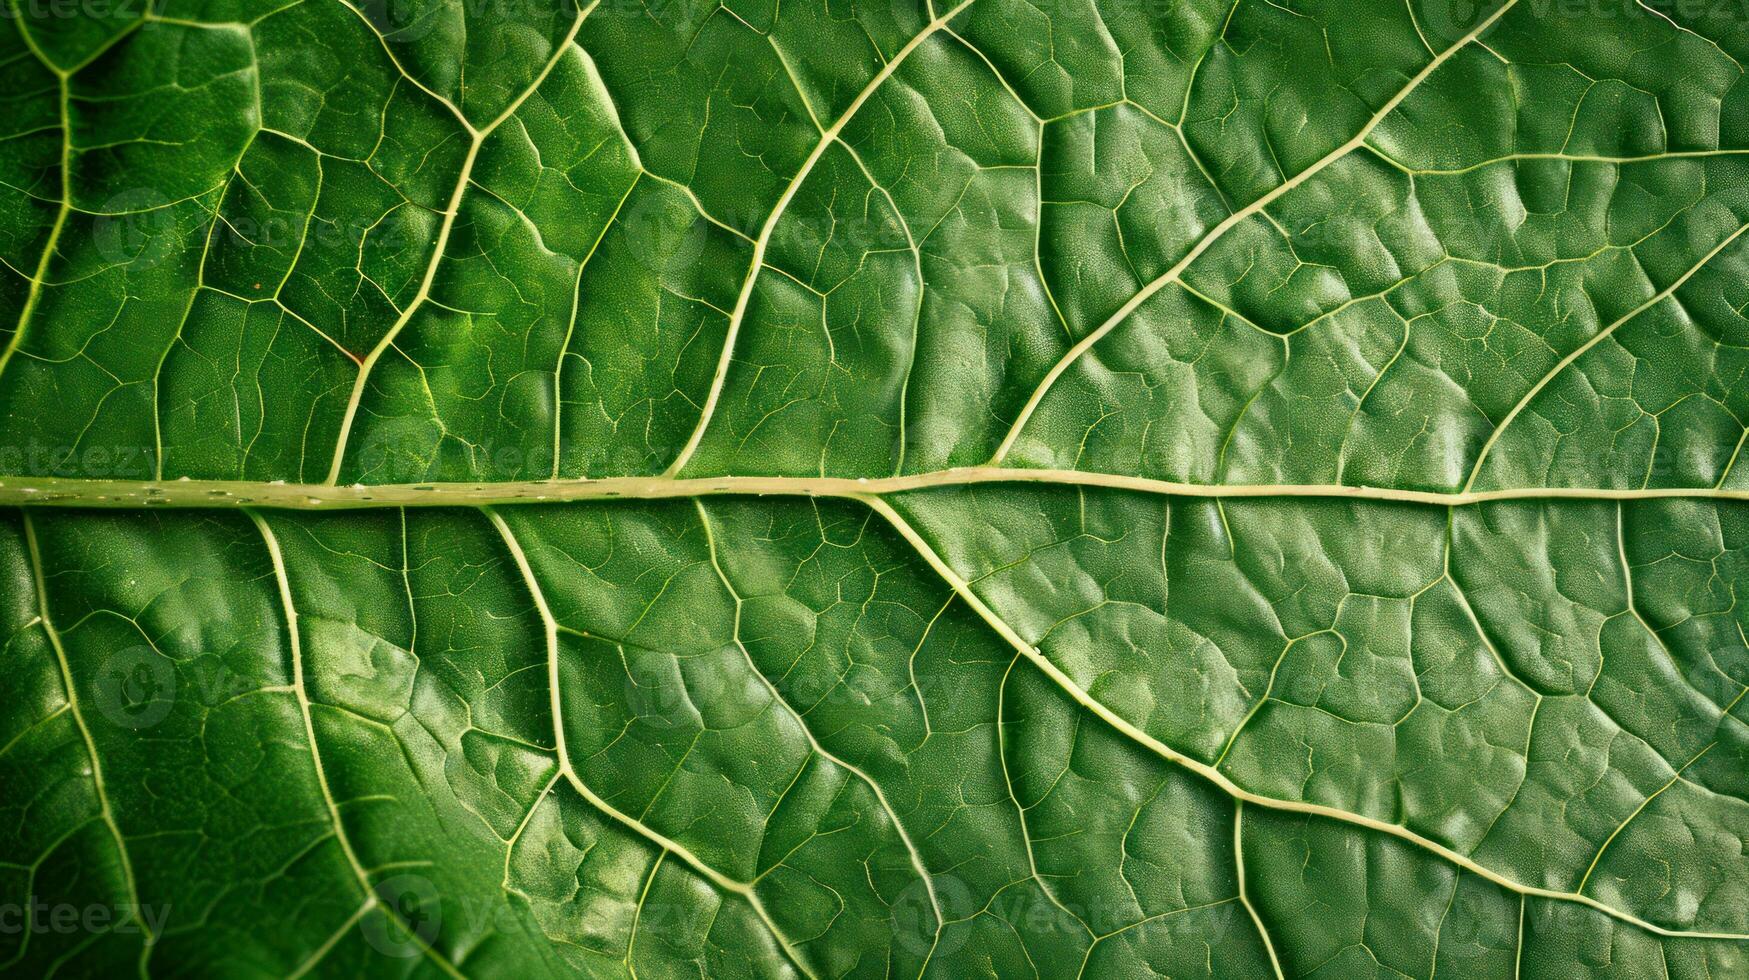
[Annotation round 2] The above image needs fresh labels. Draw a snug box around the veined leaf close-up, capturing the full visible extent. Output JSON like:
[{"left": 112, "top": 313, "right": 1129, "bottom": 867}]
[{"left": 4, "top": 0, "right": 1749, "bottom": 975}]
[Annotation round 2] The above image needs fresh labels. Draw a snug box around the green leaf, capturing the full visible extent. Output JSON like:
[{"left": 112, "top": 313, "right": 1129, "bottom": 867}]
[{"left": 2, "top": 0, "right": 1748, "bottom": 976}]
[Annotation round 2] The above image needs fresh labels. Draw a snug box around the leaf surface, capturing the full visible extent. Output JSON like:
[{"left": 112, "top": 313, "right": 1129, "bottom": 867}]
[{"left": 2, "top": 0, "right": 1749, "bottom": 976}]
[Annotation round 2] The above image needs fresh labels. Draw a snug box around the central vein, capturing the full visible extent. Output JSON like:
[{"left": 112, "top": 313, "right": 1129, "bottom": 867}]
[{"left": 4, "top": 467, "right": 1747, "bottom": 509}]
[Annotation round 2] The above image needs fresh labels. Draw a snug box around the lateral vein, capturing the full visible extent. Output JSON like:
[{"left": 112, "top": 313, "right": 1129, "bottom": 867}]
[
  {"left": 0, "top": 68, "right": 71, "bottom": 388},
  {"left": 250, "top": 509, "right": 466, "bottom": 979},
  {"left": 1463, "top": 218, "right": 1749, "bottom": 491},
  {"left": 990, "top": 0, "right": 1520, "bottom": 464},
  {"left": 662, "top": 0, "right": 976, "bottom": 477},
  {"left": 694, "top": 498, "right": 945, "bottom": 951},
  {"left": 21, "top": 514, "right": 151, "bottom": 949},
  {"left": 484, "top": 507, "right": 819, "bottom": 980},
  {"left": 856, "top": 493, "right": 1749, "bottom": 943},
  {"left": 324, "top": 2, "right": 596, "bottom": 485}
]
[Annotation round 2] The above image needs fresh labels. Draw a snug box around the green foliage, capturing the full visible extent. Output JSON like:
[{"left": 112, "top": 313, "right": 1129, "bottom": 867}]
[{"left": 3, "top": 0, "right": 1749, "bottom": 976}]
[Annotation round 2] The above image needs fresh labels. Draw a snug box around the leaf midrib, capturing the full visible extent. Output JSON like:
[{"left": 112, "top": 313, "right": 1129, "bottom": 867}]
[{"left": 4, "top": 468, "right": 1747, "bottom": 509}]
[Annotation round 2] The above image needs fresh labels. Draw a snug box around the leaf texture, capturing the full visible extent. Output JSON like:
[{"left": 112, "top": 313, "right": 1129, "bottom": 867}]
[{"left": 2, "top": 0, "right": 1749, "bottom": 976}]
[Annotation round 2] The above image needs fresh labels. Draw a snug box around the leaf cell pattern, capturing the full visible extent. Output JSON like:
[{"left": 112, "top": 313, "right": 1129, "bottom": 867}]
[{"left": 3, "top": 0, "right": 1749, "bottom": 977}]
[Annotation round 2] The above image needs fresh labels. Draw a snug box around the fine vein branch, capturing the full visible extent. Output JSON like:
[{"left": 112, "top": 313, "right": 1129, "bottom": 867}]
[
  {"left": 989, "top": 0, "right": 1521, "bottom": 463},
  {"left": 2, "top": 468, "right": 1747, "bottom": 509},
  {"left": 857, "top": 494, "right": 1749, "bottom": 944},
  {"left": 661, "top": 0, "right": 976, "bottom": 477}
]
